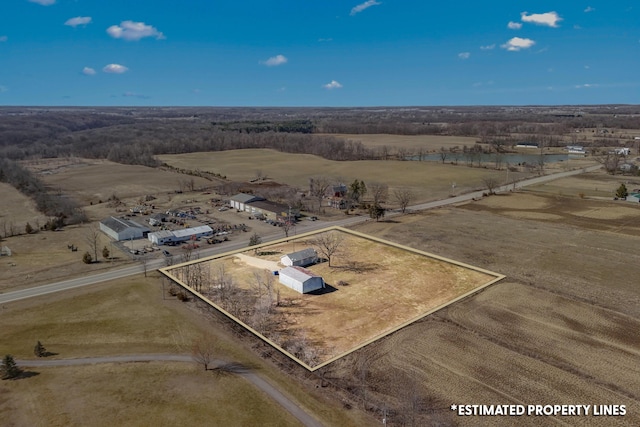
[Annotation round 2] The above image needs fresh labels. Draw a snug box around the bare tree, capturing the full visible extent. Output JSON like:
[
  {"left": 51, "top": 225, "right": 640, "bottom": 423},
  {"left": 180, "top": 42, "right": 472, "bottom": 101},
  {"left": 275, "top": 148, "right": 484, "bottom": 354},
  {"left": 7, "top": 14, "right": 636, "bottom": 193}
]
[
  {"left": 282, "top": 219, "right": 294, "bottom": 238},
  {"left": 369, "top": 182, "right": 389, "bottom": 207},
  {"left": 393, "top": 188, "right": 415, "bottom": 213},
  {"left": 482, "top": 176, "right": 500, "bottom": 195},
  {"left": 85, "top": 224, "right": 100, "bottom": 262},
  {"left": 438, "top": 146, "right": 448, "bottom": 164},
  {"left": 191, "top": 335, "right": 217, "bottom": 371},
  {"left": 309, "top": 176, "right": 332, "bottom": 213},
  {"left": 312, "top": 231, "right": 344, "bottom": 267},
  {"left": 596, "top": 151, "right": 623, "bottom": 174}
]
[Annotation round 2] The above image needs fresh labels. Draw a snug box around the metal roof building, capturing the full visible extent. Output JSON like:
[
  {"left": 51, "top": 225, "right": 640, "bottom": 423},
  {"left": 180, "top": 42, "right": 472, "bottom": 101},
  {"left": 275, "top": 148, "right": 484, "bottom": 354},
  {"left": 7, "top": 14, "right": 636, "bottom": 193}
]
[
  {"left": 148, "top": 225, "right": 214, "bottom": 245},
  {"left": 229, "top": 193, "right": 264, "bottom": 211},
  {"left": 100, "top": 216, "right": 150, "bottom": 241},
  {"left": 279, "top": 266, "right": 325, "bottom": 294},
  {"left": 280, "top": 248, "right": 318, "bottom": 267}
]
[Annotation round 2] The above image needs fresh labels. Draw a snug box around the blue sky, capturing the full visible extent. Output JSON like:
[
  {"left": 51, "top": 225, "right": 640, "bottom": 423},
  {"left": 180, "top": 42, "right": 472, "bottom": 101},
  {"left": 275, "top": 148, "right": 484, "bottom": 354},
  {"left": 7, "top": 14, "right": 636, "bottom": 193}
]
[{"left": 0, "top": 0, "right": 638, "bottom": 106}]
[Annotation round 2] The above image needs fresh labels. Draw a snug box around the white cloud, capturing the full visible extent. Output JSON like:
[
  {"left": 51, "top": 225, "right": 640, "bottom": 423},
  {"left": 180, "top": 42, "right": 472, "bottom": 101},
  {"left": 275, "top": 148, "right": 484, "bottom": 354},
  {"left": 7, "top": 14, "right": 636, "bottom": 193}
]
[
  {"left": 318, "top": 38, "right": 333, "bottom": 42},
  {"left": 65, "top": 17, "right": 92, "bottom": 27},
  {"left": 507, "top": 21, "right": 522, "bottom": 30},
  {"left": 584, "top": 65, "right": 590, "bottom": 69},
  {"left": 323, "top": 80, "right": 343, "bottom": 89},
  {"left": 123, "top": 92, "right": 150, "bottom": 99},
  {"left": 480, "top": 44, "right": 495, "bottom": 50},
  {"left": 521, "top": 11, "right": 562, "bottom": 27},
  {"left": 28, "top": 0, "right": 55, "bottom": 5},
  {"left": 458, "top": 52, "right": 470, "bottom": 59},
  {"left": 584, "top": 6, "right": 595, "bottom": 13},
  {"left": 107, "top": 21, "right": 165, "bottom": 41},
  {"left": 575, "top": 83, "right": 597, "bottom": 89},
  {"left": 0, "top": 36, "right": 7, "bottom": 42},
  {"left": 103, "top": 64, "right": 129, "bottom": 74},
  {"left": 261, "top": 54, "right": 288, "bottom": 67},
  {"left": 350, "top": 0, "right": 381, "bottom": 16},
  {"left": 82, "top": 67, "right": 96, "bottom": 76},
  {"left": 501, "top": 37, "right": 536, "bottom": 51}
]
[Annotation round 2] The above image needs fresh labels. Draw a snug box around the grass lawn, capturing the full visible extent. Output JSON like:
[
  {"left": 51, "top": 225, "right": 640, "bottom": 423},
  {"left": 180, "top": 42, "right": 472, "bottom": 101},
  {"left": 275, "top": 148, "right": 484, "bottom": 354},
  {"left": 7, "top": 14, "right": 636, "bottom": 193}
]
[{"left": 0, "top": 273, "right": 372, "bottom": 427}]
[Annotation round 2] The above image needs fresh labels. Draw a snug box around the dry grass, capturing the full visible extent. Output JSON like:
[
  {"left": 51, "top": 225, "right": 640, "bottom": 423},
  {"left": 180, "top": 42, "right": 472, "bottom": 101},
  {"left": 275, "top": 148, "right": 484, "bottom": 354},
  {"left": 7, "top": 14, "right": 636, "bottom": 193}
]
[
  {"left": 0, "top": 183, "right": 47, "bottom": 235},
  {"left": 28, "top": 158, "right": 212, "bottom": 205},
  {"left": 158, "top": 149, "right": 533, "bottom": 204},
  {"left": 0, "top": 363, "right": 301, "bottom": 427},
  {"left": 320, "top": 133, "right": 479, "bottom": 150},
  {"left": 167, "top": 228, "right": 500, "bottom": 368},
  {"left": 345, "top": 190, "right": 640, "bottom": 425},
  {"left": 0, "top": 274, "right": 371, "bottom": 427}
]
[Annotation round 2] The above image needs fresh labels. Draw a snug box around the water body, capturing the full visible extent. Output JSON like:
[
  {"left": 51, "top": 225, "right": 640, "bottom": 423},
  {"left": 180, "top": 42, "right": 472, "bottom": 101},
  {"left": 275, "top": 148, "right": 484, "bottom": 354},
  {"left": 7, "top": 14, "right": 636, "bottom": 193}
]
[{"left": 413, "top": 153, "right": 581, "bottom": 164}]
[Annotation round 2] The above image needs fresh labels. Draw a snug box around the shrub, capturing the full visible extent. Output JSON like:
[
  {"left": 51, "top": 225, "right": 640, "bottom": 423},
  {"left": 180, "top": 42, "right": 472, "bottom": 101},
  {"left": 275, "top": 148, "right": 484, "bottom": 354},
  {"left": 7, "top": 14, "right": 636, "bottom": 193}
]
[{"left": 82, "top": 251, "right": 93, "bottom": 264}]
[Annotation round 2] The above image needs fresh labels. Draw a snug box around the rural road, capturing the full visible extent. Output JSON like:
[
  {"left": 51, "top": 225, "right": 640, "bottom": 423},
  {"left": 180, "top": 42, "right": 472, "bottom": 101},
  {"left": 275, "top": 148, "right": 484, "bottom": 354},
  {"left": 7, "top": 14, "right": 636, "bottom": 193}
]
[
  {"left": 15, "top": 354, "right": 324, "bottom": 427},
  {"left": 0, "top": 163, "right": 601, "bottom": 305}
]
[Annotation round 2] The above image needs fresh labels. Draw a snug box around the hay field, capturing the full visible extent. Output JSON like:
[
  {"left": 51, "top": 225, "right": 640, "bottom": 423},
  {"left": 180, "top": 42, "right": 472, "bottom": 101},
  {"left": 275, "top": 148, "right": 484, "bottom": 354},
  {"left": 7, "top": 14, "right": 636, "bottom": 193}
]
[
  {"left": 159, "top": 149, "right": 528, "bottom": 204},
  {"left": 30, "top": 158, "right": 212, "bottom": 205},
  {"left": 0, "top": 182, "right": 47, "bottom": 234},
  {"left": 0, "top": 223, "right": 132, "bottom": 293},
  {"left": 347, "top": 193, "right": 640, "bottom": 425},
  {"left": 166, "top": 228, "right": 501, "bottom": 369},
  {"left": 321, "top": 133, "right": 479, "bottom": 151},
  {"left": 0, "top": 274, "right": 370, "bottom": 427}
]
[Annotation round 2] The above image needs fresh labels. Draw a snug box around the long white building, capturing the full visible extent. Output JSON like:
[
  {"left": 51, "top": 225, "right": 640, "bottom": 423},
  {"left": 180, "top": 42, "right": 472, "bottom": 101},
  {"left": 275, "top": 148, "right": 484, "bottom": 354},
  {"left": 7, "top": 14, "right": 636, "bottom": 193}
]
[
  {"left": 279, "top": 266, "right": 325, "bottom": 294},
  {"left": 148, "top": 225, "right": 213, "bottom": 245}
]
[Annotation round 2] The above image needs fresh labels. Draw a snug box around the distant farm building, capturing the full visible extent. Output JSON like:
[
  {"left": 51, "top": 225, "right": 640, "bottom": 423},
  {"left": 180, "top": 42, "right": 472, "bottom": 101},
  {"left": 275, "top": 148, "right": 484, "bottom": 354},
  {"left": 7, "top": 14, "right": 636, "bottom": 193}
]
[
  {"left": 614, "top": 148, "right": 631, "bottom": 156},
  {"left": 149, "top": 213, "right": 169, "bottom": 226},
  {"left": 148, "top": 225, "right": 214, "bottom": 245},
  {"left": 229, "top": 193, "right": 264, "bottom": 211},
  {"left": 566, "top": 145, "right": 586, "bottom": 154},
  {"left": 229, "top": 193, "right": 297, "bottom": 221},
  {"left": 281, "top": 248, "right": 318, "bottom": 267},
  {"left": 100, "top": 216, "right": 150, "bottom": 241},
  {"left": 279, "top": 266, "right": 325, "bottom": 294},
  {"left": 0, "top": 246, "right": 12, "bottom": 257},
  {"left": 515, "top": 142, "right": 539, "bottom": 149}
]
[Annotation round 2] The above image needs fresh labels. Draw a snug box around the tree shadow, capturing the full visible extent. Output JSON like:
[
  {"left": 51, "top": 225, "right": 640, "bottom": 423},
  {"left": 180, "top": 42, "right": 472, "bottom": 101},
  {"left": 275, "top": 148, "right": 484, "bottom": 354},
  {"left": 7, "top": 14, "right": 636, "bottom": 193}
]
[
  {"left": 211, "top": 362, "right": 250, "bottom": 375},
  {"left": 5, "top": 371, "right": 40, "bottom": 381}
]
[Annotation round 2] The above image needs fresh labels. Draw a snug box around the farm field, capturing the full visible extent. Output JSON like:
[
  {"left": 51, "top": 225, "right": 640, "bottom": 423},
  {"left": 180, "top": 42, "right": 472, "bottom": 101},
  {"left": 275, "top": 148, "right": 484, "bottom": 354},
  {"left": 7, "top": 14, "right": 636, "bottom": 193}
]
[
  {"left": 25, "top": 158, "right": 213, "bottom": 206},
  {"left": 158, "top": 149, "right": 536, "bottom": 204},
  {"left": 164, "top": 228, "right": 502, "bottom": 369},
  {"left": 0, "top": 182, "right": 46, "bottom": 236},
  {"left": 0, "top": 274, "right": 370, "bottom": 427},
  {"left": 340, "top": 189, "right": 640, "bottom": 425},
  {"left": 322, "top": 133, "right": 480, "bottom": 151}
]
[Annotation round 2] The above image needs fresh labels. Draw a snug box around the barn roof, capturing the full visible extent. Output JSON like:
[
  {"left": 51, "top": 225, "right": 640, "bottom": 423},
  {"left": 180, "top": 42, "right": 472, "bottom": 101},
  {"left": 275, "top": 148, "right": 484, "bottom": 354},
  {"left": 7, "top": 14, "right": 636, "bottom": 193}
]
[
  {"left": 100, "top": 216, "right": 149, "bottom": 233},
  {"left": 280, "top": 266, "right": 321, "bottom": 282},
  {"left": 172, "top": 225, "right": 213, "bottom": 238},
  {"left": 230, "top": 193, "right": 264, "bottom": 203},
  {"left": 282, "top": 248, "right": 317, "bottom": 262}
]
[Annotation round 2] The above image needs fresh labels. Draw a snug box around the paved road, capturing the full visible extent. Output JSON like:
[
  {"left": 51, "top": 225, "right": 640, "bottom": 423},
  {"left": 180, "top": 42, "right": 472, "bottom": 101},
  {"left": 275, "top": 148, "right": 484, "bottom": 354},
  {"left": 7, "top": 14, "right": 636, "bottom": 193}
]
[
  {"left": 0, "top": 164, "right": 601, "bottom": 306},
  {"left": 16, "top": 354, "right": 324, "bottom": 427}
]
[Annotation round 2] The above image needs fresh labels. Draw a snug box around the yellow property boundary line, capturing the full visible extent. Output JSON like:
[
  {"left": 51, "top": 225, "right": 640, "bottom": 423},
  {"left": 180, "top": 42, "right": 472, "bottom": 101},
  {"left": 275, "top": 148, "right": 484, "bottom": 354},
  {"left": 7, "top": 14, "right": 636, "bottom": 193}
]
[{"left": 160, "top": 226, "right": 505, "bottom": 371}]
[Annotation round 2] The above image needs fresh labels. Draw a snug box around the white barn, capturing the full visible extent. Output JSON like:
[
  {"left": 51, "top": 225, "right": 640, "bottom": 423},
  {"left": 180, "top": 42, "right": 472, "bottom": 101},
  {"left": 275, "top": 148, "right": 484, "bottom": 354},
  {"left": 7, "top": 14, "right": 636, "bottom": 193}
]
[
  {"left": 100, "top": 216, "right": 150, "bottom": 241},
  {"left": 279, "top": 266, "right": 325, "bottom": 294},
  {"left": 280, "top": 248, "right": 318, "bottom": 267}
]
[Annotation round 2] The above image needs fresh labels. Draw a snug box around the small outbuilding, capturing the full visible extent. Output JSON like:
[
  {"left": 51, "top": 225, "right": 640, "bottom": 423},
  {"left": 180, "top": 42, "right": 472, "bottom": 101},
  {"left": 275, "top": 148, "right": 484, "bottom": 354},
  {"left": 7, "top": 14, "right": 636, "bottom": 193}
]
[
  {"left": 280, "top": 248, "right": 318, "bottom": 267},
  {"left": 100, "top": 216, "right": 150, "bottom": 241},
  {"left": 148, "top": 225, "right": 214, "bottom": 245},
  {"left": 279, "top": 266, "right": 325, "bottom": 294}
]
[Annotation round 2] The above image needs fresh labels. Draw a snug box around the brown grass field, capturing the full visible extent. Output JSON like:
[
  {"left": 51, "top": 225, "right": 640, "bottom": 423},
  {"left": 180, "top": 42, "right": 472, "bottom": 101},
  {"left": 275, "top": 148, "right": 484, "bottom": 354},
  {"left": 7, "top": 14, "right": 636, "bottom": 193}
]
[
  {"left": 164, "top": 228, "right": 502, "bottom": 370},
  {"left": 337, "top": 185, "right": 640, "bottom": 425},
  {"left": 320, "top": 133, "right": 480, "bottom": 151},
  {"left": 27, "top": 158, "right": 212, "bottom": 205},
  {"left": 158, "top": 149, "right": 538, "bottom": 204},
  {"left": 0, "top": 275, "right": 371, "bottom": 427},
  {"left": 0, "top": 183, "right": 47, "bottom": 235}
]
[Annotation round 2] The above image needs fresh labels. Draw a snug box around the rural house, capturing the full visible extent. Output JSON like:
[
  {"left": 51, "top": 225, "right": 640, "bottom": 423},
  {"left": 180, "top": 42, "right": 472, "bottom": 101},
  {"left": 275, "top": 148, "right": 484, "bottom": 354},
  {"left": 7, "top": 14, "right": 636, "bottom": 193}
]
[
  {"left": 280, "top": 248, "right": 318, "bottom": 267},
  {"left": 100, "top": 216, "right": 150, "bottom": 241},
  {"left": 278, "top": 266, "right": 325, "bottom": 294}
]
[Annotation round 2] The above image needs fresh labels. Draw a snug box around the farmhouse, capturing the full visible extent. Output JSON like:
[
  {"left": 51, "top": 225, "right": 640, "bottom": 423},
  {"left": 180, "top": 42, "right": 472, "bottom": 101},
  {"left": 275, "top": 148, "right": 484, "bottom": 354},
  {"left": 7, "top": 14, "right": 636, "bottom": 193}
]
[
  {"left": 100, "top": 216, "right": 150, "bottom": 241},
  {"left": 281, "top": 248, "right": 318, "bottom": 267},
  {"left": 229, "top": 193, "right": 264, "bottom": 211},
  {"left": 148, "top": 225, "right": 214, "bottom": 245},
  {"left": 515, "top": 142, "right": 539, "bottom": 148},
  {"left": 279, "top": 266, "right": 325, "bottom": 294}
]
